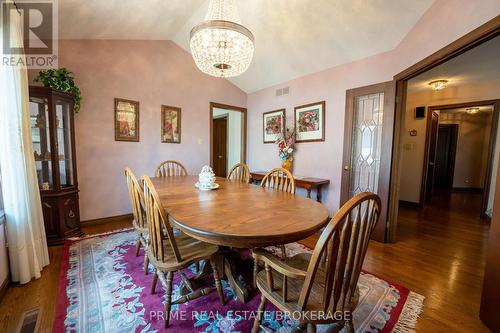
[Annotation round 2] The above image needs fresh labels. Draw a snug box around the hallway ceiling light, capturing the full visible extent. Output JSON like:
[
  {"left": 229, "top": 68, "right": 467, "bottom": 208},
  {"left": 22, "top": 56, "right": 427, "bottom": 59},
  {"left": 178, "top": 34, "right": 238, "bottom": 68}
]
[
  {"left": 189, "top": 0, "right": 255, "bottom": 78},
  {"left": 466, "top": 107, "right": 480, "bottom": 114},
  {"left": 428, "top": 80, "right": 448, "bottom": 91}
]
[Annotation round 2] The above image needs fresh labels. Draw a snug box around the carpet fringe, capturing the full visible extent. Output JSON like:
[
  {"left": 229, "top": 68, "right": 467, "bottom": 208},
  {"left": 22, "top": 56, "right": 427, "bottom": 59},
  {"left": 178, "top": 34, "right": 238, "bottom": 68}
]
[{"left": 391, "top": 291, "right": 425, "bottom": 333}]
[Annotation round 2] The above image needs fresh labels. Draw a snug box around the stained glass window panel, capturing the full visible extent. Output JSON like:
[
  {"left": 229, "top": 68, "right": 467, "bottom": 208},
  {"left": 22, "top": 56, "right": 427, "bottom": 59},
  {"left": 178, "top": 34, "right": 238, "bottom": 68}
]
[{"left": 349, "top": 93, "right": 384, "bottom": 197}]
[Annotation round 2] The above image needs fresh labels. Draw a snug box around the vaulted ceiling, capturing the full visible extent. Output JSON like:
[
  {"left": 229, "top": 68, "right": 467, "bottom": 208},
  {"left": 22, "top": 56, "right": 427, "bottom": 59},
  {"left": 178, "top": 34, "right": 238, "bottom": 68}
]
[{"left": 59, "top": 0, "right": 435, "bottom": 93}]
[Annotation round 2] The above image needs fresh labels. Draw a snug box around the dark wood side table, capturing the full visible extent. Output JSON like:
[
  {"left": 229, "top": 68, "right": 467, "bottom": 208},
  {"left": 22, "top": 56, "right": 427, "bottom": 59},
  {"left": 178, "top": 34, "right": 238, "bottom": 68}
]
[{"left": 250, "top": 171, "right": 330, "bottom": 203}]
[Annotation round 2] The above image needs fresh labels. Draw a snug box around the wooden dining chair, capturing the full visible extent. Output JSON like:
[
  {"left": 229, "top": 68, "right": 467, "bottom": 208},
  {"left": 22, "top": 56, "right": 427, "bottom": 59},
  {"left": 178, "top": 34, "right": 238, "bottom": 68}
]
[
  {"left": 260, "top": 167, "right": 295, "bottom": 258},
  {"left": 260, "top": 167, "right": 295, "bottom": 194},
  {"left": 227, "top": 162, "right": 251, "bottom": 183},
  {"left": 142, "top": 175, "right": 225, "bottom": 329},
  {"left": 155, "top": 160, "right": 188, "bottom": 177},
  {"left": 154, "top": 160, "right": 201, "bottom": 272},
  {"left": 251, "top": 192, "right": 381, "bottom": 333},
  {"left": 124, "top": 167, "right": 149, "bottom": 274}
]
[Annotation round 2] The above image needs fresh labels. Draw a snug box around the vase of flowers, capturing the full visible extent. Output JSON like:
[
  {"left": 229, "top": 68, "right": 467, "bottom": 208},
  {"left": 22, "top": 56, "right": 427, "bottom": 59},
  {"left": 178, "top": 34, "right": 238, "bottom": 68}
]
[{"left": 276, "top": 127, "right": 296, "bottom": 173}]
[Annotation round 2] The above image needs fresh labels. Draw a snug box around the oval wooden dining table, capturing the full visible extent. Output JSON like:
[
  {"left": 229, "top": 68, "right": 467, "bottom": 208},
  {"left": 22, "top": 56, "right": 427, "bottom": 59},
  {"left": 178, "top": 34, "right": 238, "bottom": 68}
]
[
  {"left": 150, "top": 175, "right": 330, "bottom": 248},
  {"left": 150, "top": 175, "right": 330, "bottom": 302}
]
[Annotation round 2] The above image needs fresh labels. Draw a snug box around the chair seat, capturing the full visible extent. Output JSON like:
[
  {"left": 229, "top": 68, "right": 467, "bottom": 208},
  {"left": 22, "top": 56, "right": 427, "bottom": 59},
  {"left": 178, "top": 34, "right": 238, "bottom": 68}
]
[
  {"left": 256, "top": 252, "right": 359, "bottom": 324},
  {"left": 148, "top": 232, "right": 219, "bottom": 271}
]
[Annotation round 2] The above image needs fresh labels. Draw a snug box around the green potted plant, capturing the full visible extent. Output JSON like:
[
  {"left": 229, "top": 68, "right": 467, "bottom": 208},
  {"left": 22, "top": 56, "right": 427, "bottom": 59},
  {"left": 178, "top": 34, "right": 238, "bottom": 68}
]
[{"left": 34, "top": 68, "right": 82, "bottom": 112}]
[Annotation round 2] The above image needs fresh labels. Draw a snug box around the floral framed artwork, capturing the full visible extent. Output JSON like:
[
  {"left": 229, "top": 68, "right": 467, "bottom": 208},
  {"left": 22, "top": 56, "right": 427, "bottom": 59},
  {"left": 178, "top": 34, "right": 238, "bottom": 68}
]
[
  {"left": 114, "top": 98, "right": 139, "bottom": 142},
  {"left": 294, "top": 101, "right": 325, "bottom": 142},
  {"left": 263, "top": 109, "right": 286, "bottom": 143},
  {"left": 161, "top": 105, "right": 181, "bottom": 143}
]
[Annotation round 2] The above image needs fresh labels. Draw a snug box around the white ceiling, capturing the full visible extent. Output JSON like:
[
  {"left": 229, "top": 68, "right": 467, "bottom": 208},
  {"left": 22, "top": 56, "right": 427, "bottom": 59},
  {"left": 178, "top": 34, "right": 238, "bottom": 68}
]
[
  {"left": 408, "top": 35, "right": 500, "bottom": 92},
  {"left": 58, "top": 1, "right": 205, "bottom": 40},
  {"left": 59, "top": 0, "right": 435, "bottom": 93}
]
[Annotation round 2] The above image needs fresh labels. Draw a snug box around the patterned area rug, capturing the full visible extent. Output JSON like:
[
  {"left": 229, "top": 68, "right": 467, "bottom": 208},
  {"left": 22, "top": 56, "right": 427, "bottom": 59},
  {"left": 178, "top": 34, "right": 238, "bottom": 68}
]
[{"left": 53, "top": 230, "right": 424, "bottom": 333}]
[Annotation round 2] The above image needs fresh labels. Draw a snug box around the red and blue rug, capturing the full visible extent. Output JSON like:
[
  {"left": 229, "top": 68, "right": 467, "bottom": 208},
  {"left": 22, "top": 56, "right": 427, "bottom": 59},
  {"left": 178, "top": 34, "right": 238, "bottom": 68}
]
[{"left": 53, "top": 230, "right": 424, "bottom": 333}]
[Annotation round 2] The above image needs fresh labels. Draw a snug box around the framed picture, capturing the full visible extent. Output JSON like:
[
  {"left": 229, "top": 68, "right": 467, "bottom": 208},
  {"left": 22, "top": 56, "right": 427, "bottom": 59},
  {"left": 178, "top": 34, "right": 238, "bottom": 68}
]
[
  {"left": 263, "top": 109, "right": 286, "bottom": 143},
  {"left": 114, "top": 98, "right": 139, "bottom": 142},
  {"left": 294, "top": 101, "right": 325, "bottom": 142},
  {"left": 161, "top": 105, "right": 181, "bottom": 143}
]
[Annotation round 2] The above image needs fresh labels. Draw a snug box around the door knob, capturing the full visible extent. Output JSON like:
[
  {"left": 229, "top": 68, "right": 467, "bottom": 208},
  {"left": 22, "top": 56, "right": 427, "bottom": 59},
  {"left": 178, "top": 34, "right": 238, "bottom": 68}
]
[
  {"left": 218, "top": 155, "right": 223, "bottom": 159},
  {"left": 344, "top": 166, "right": 351, "bottom": 171}
]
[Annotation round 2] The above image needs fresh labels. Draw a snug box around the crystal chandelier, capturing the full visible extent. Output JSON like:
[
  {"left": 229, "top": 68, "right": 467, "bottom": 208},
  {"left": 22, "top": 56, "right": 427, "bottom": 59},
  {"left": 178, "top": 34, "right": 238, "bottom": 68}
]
[{"left": 189, "top": 0, "right": 254, "bottom": 78}]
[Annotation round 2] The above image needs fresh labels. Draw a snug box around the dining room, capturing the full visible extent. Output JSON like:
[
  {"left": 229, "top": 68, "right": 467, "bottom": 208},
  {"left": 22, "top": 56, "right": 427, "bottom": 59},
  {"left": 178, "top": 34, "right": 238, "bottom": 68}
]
[{"left": 1, "top": 1, "right": 500, "bottom": 333}]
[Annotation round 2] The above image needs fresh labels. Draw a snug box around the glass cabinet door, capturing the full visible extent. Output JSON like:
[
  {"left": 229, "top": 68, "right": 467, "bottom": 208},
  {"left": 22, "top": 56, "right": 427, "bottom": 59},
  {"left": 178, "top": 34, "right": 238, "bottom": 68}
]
[
  {"left": 55, "top": 98, "right": 75, "bottom": 188},
  {"left": 30, "top": 96, "right": 54, "bottom": 190}
]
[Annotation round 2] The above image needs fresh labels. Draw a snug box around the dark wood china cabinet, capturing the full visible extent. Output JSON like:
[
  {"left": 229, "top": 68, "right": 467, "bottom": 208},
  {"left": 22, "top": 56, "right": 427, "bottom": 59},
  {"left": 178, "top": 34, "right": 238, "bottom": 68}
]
[{"left": 29, "top": 86, "right": 82, "bottom": 245}]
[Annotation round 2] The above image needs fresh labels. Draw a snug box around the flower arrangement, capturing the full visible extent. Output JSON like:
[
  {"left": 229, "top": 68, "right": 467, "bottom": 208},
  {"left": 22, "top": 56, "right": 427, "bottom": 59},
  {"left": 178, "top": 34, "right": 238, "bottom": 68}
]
[{"left": 276, "top": 125, "right": 296, "bottom": 172}]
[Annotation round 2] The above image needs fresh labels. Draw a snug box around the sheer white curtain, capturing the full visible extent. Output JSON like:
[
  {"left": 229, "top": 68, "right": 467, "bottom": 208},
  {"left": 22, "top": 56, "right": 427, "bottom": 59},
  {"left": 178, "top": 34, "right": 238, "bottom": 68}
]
[{"left": 0, "top": 0, "right": 50, "bottom": 284}]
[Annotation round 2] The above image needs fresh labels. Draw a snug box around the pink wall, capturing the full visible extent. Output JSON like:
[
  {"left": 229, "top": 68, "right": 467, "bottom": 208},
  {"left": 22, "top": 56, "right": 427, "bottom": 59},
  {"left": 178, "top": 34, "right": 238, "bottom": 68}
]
[
  {"left": 30, "top": 40, "right": 246, "bottom": 221},
  {"left": 247, "top": 0, "right": 500, "bottom": 213},
  {"left": 247, "top": 51, "right": 396, "bottom": 210}
]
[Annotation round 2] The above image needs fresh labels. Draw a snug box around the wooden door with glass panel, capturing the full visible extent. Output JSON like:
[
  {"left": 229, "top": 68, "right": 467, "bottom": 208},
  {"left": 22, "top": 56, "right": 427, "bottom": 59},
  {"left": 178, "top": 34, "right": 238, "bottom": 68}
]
[{"left": 340, "top": 81, "right": 395, "bottom": 242}]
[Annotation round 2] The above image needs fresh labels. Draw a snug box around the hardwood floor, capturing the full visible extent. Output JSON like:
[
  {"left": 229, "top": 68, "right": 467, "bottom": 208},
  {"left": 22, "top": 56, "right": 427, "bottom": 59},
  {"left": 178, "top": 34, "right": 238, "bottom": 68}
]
[
  {"left": 381, "top": 190, "right": 491, "bottom": 332},
  {"left": 0, "top": 191, "right": 492, "bottom": 332}
]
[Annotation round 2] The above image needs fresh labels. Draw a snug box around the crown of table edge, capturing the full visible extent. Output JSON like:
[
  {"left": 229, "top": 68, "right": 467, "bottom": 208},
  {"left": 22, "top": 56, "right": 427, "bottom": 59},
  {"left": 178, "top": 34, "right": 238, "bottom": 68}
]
[{"left": 170, "top": 215, "right": 329, "bottom": 248}]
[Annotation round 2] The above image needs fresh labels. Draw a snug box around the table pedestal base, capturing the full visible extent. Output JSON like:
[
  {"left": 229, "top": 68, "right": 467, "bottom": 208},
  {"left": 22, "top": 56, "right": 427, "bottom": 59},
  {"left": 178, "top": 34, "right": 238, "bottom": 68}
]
[
  {"left": 179, "top": 261, "right": 212, "bottom": 297},
  {"left": 223, "top": 249, "right": 254, "bottom": 302},
  {"left": 179, "top": 248, "right": 255, "bottom": 303}
]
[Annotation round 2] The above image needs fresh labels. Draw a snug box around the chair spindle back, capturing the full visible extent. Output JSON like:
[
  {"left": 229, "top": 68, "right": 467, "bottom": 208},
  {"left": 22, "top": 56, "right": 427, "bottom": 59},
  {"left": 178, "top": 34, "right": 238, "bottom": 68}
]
[
  {"left": 142, "top": 175, "right": 182, "bottom": 263},
  {"left": 155, "top": 160, "right": 188, "bottom": 177},
  {"left": 260, "top": 167, "right": 295, "bottom": 194},
  {"left": 298, "top": 192, "right": 381, "bottom": 313},
  {"left": 227, "top": 163, "right": 251, "bottom": 183},
  {"left": 124, "top": 167, "right": 147, "bottom": 229}
]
